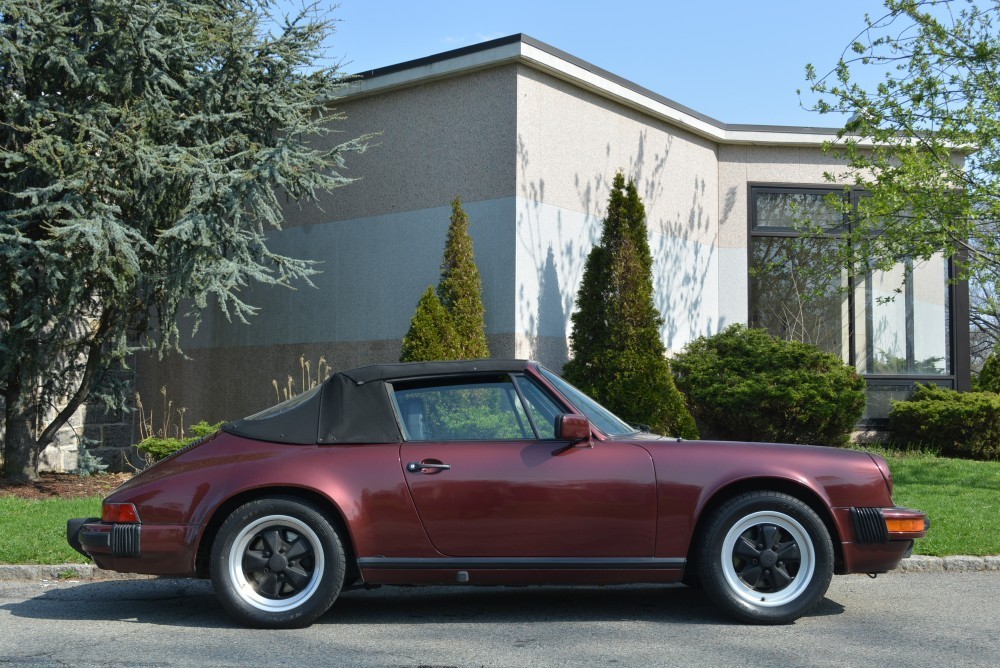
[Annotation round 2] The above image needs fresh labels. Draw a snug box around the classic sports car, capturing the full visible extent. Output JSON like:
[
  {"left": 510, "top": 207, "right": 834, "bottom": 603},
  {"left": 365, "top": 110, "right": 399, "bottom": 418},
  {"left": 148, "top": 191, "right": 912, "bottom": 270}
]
[{"left": 68, "top": 359, "right": 927, "bottom": 628}]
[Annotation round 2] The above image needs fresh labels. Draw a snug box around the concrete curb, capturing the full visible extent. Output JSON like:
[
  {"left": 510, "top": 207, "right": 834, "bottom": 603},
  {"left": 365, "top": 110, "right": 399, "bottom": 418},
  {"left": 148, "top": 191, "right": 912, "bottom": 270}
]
[
  {"left": 0, "top": 564, "right": 158, "bottom": 581},
  {"left": 2, "top": 557, "right": 999, "bottom": 581},
  {"left": 896, "top": 555, "right": 1000, "bottom": 573}
]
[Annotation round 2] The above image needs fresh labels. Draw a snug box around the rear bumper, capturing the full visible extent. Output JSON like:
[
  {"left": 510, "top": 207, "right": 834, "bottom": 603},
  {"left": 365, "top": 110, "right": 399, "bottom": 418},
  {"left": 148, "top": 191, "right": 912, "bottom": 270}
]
[
  {"left": 67, "top": 517, "right": 99, "bottom": 558},
  {"left": 67, "top": 517, "right": 199, "bottom": 576}
]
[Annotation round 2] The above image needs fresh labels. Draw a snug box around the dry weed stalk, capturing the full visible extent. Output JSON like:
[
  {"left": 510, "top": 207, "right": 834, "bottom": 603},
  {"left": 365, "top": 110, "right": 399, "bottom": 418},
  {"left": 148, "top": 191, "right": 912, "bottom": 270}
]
[
  {"left": 272, "top": 355, "right": 331, "bottom": 402},
  {"left": 135, "top": 386, "right": 187, "bottom": 440}
]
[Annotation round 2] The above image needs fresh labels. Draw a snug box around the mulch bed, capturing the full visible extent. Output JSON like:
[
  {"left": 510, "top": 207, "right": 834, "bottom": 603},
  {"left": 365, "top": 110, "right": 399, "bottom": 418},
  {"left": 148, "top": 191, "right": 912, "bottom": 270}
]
[{"left": 0, "top": 472, "right": 133, "bottom": 500}]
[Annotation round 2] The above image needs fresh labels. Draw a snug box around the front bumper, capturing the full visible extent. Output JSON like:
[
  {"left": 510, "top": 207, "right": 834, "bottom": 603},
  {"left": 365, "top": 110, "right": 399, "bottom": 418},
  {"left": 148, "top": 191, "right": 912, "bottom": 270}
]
[{"left": 836, "top": 506, "right": 930, "bottom": 574}]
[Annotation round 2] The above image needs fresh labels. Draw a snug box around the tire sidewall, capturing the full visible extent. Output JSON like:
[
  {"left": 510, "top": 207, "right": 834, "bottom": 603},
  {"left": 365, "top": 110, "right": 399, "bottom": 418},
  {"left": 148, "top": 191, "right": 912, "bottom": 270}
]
[
  {"left": 211, "top": 497, "right": 345, "bottom": 629},
  {"left": 700, "top": 492, "right": 834, "bottom": 624}
]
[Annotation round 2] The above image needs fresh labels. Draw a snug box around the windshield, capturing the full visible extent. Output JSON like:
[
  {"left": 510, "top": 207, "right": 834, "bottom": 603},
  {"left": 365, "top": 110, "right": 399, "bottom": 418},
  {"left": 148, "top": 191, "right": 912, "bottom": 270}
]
[{"left": 539, "top": 367, "right": 639, "bottom": 437}]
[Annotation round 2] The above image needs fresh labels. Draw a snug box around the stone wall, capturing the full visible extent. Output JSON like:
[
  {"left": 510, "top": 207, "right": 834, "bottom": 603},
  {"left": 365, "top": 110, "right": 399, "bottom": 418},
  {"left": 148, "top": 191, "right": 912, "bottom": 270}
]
[{"left": 30, "top": 365, "right": 141, "bottom": 475}]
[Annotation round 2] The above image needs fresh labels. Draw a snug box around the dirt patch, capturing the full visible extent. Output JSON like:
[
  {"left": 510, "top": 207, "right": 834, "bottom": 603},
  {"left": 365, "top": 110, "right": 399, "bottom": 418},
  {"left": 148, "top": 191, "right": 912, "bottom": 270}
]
[{"left": 0, "top": 472, "right": 133, "bottom": 500}]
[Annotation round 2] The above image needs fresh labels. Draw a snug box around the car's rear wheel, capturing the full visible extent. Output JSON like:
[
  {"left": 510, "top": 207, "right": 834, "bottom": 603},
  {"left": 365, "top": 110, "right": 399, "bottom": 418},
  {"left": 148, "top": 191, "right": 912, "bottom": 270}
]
[
  {"left": 698, "top": 491, "right": 833, "bottom": 624},
  {"left": 210, "top": 497, "right": 345, "bottom": 628}
]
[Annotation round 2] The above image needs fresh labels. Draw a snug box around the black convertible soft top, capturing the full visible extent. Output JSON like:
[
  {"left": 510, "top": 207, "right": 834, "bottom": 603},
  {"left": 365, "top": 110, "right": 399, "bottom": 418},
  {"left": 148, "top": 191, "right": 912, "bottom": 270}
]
[{"left": 223, "top": 359, "right": 532, "bottom": 445}]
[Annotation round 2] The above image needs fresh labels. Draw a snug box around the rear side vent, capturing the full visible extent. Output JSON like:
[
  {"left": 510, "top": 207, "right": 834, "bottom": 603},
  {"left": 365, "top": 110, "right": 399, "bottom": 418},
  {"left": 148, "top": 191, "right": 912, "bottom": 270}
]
[
  {"left": 110, "top": 524, "right": 141, "bottom": 558},
  {"left": 851, "top": 507, "right": 889, "bottom": 544}
]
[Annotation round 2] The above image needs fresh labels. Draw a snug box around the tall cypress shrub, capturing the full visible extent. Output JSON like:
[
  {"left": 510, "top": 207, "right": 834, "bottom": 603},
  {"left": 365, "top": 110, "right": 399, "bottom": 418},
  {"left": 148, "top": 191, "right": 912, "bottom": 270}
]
[
  {"left": 563, "top": 173, "right": 698, "bottom": 438},
  {"left": 399, "top": 196, "right": 490, "bottom": 362},
  {"left": 438, "top": 196, "right": 490, "bottom": 359}
]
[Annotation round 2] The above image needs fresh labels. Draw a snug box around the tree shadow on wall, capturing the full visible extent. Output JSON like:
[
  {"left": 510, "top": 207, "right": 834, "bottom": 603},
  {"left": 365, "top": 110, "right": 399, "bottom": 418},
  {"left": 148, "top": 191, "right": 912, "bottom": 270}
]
[
  {"left": 534, "top": 245, "right": 570, "bottom": 370},
  {"left": 517, "top": 128, "right": 721, "bottom": 362}
]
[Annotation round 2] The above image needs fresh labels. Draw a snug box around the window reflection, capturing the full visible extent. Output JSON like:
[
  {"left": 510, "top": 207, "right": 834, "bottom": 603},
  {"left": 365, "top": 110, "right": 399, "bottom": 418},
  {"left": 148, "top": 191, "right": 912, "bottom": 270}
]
[
  {"left": 750, "top": 236, "right": 849, "bottom": 359},
  {"left": 749, "top": 187, "right": 957, "bottom": 423},
  {"left": 855, "top": 255, "right": 951, "bottom": 376}
]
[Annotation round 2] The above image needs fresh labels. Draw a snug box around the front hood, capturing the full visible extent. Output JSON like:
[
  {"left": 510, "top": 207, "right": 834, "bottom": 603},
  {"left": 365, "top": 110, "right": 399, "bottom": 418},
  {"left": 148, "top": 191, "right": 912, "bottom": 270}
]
[
  {"left": 632, "top": 438, "right": 892, "bottom": 508},
  {"left": 639, "top": 436, "right": 872, "bottom": 459}
]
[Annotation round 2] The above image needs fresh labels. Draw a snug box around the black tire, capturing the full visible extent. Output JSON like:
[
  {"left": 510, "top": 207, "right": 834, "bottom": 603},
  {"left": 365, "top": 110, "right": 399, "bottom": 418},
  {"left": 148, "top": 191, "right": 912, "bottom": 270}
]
[
  {"left": 210, "top": 497, "right": 345, "bottom": 628},
  {"left": 697, "top": 491, "right": 833, "bottom": 624}
]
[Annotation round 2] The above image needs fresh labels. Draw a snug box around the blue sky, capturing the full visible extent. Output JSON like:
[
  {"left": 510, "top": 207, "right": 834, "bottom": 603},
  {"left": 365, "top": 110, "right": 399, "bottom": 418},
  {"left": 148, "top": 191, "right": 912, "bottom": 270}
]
[{"left": 321, "top": 0, "right": 891, "bottom": 127}]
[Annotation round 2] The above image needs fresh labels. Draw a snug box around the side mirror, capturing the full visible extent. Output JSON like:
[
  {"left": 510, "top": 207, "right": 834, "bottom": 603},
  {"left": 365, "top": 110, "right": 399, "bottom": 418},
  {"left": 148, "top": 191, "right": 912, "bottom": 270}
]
[{"left": 556, "top": 414, "right": 592, "bottom": 444}]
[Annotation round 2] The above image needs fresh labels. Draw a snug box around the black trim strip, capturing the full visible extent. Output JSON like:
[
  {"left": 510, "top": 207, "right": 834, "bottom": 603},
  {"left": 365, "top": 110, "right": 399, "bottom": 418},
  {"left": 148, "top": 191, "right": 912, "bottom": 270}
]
[
  {"left": 851, "top": 507, "right": 889, "bottom": 544},
  {"left": 358, "top": 557, "right": 686, "bottom": 570}
]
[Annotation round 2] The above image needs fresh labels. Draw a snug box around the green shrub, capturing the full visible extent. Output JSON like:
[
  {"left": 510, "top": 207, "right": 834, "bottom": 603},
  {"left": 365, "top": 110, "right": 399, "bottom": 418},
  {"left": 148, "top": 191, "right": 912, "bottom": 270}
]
[
  {"left": 671, "top": 324, "right": 866, "bottom": 446},
  {"left": 975, "top": 346, "right": 1000, "bottom": 393},
  {"left": 136, "top": 420, "right": 224, "bottom": 463},
  {"left": 889, "top": 384, "right": 1000, "bottom": 460},
  {"left": 400, "top": 286, "right": 459, "bottom": 362}
]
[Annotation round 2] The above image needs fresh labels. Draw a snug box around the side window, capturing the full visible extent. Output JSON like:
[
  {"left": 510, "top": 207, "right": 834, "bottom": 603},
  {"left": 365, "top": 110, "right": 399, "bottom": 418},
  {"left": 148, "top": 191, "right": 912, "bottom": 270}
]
[
  {"left": 393, "top": 376, "right": 535, "bottom": 441},
  {"left": 513, "top": 375, "right": 562, "bottom": 439}
]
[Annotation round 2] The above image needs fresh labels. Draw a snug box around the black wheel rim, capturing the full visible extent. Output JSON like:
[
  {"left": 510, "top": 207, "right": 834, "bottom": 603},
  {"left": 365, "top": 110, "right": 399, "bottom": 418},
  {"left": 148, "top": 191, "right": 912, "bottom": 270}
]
[
  {"left": 228, "top": 515, "right": 325, "bottom": 612},
  {"left": 731, "top": 523, "right": 802, "bottom": 593},
  {"left": 242, "top": 526, "right": 317, "bottom": 599}
]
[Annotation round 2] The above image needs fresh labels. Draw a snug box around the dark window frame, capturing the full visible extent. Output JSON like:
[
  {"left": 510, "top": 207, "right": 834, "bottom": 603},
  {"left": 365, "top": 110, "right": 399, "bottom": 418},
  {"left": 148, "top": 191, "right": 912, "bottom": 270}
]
[{"left": 747, "top": 183, "right": 971, "bottom": 427}]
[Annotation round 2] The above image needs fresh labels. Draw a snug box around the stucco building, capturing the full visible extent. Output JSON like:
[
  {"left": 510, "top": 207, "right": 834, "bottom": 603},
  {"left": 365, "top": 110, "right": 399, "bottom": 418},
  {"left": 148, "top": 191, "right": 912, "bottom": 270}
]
[{"left": 121, "top": 34, "right": 968, "bottom": 450}]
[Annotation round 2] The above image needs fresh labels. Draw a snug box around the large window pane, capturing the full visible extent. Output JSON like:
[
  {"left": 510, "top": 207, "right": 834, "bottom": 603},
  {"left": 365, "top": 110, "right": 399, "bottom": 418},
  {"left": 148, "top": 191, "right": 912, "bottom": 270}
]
[
  {"left": 753, "top": 191, "right": 845, "bottom": 231},
  {"left": 750, "top": 236, "right": 849, "bottom": 359},
  {"left": 854, "top": 254, "right": 951, "bottom": 375},
  {"left": 750, "top": 187, "right": 959, "bottom": 424},
  {"left": 913, "top": 254, "right": 952, "bottom": 374}
]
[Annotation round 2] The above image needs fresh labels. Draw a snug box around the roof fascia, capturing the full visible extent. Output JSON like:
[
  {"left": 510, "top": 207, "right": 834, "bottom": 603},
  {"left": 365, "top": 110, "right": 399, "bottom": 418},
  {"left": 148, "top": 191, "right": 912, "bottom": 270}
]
[{"left": 338, "top": 34, "right": 860, "bottom": 148}]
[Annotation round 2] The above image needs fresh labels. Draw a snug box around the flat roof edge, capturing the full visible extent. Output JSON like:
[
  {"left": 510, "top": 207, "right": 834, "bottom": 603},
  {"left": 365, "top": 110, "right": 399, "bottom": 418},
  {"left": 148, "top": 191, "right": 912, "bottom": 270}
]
[{"left": 343, "top": 34, "right": 850, "bottom": 146}]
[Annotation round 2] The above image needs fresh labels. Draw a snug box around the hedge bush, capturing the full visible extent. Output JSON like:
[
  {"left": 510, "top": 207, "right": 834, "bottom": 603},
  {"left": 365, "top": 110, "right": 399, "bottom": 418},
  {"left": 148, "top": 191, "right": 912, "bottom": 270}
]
[
  {"left": 976, "top": 346, "right": 1000, "bottom": 393},
  {"left": 889, "top": 384, "right": 1000, "bottom": 460},
  {"left": 671, "top": 324, "right": 866, "bottom": 446},
  {"left": 136, "top": 420, "right": 224, "bottom": 463}
]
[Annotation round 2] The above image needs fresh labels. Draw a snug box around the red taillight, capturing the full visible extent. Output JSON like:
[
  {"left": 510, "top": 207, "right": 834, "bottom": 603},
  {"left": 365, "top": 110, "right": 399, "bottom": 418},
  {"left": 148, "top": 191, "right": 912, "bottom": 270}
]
[{"left": 102, "top": 503, "right": 140, "bottom": 523}]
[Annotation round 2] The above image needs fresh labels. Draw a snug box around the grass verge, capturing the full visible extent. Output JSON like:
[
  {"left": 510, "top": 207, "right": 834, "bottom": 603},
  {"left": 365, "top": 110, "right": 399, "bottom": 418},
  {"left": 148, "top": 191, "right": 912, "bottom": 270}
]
[
  {"left": 1, "top": 452, "right": 998, "bottom": 564},
  {"left": 0, "top": 496, "right": 102, "bottom": 565},
  {"left": 872, "top": 449, "right": 1000, "bottom": 557}
]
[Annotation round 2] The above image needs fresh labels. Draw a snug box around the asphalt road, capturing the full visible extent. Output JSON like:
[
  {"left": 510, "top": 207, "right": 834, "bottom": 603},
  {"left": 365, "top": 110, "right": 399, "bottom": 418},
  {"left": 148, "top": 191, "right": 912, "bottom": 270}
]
[{"left": 1, "top": 572, "right": 998, "bottom": 667}]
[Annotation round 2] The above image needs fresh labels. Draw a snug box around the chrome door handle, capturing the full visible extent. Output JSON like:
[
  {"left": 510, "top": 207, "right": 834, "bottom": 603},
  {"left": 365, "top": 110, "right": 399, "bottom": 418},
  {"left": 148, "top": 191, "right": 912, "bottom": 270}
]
[{"left": 406, "top": 461, "right": 451, "bottom": 473}]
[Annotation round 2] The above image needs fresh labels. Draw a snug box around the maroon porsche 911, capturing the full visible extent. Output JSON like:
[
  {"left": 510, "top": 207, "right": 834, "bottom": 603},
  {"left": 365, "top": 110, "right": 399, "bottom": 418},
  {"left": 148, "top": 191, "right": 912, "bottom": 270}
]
[{"left": 68, "top": 359, "right": 927, "bottom": 628}]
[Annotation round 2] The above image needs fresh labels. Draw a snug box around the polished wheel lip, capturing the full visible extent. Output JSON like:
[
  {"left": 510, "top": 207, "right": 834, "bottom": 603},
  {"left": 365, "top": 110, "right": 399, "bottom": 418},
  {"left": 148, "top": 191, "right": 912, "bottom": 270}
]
[
  {"left": 720, "top": 510, "right": 815, "bottom": 608},
  {"left": 228, "top": 514, "right": 325, "bottom": 613}
]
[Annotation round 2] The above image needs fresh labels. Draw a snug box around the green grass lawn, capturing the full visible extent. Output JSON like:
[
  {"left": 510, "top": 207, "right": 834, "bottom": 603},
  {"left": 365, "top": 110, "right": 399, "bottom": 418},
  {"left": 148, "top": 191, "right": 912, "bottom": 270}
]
[
  {"left": 0, "top": 496, "right": 102, "bottom": 565},
  {"left": 1, "top": 452, "right": 998, "bottom": 564},
  {"left": 874, "top": 450, "right": 1000, "bottom": 557}
]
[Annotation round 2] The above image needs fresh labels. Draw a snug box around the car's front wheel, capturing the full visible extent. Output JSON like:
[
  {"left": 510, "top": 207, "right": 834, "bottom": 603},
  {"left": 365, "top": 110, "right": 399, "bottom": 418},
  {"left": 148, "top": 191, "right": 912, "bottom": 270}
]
[
  {"left": 698, "top": 491, "right": 833, "bottom": 624},
  {"left": 210, "top": 497, "right": 345, "bottom": 628}
]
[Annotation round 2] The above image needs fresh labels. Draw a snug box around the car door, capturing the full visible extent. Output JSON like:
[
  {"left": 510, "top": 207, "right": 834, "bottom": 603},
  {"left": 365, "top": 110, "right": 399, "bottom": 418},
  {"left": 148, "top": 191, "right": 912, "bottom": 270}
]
[{"left": 396, "top": 373, "right": 657, "bottom": 558}]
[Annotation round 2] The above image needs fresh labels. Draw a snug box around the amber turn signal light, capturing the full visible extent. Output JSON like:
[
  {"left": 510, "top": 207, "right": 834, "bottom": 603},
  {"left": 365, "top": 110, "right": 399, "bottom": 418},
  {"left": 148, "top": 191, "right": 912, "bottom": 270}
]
[
  {"left": 102, "top": 503, "right": 140, "bottom": 523},
  {"left": 885, "top": 517, "right": 924, "bottom": 533}
]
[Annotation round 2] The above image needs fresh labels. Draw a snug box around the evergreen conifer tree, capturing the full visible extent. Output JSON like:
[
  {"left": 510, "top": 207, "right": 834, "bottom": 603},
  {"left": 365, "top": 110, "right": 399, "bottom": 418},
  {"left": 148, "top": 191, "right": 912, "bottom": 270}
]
[
  {"left": 0, "top": 0, "right": 366, "bottom": 480},
  {"left": 438, "top": 197, "right": 490, "bottom": 359},
  {"left": 563, "top": 173, "right": 698, "bottom": 438},
  {"left": 400, "top": 287, "right": 459, "bottom": 362}
]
